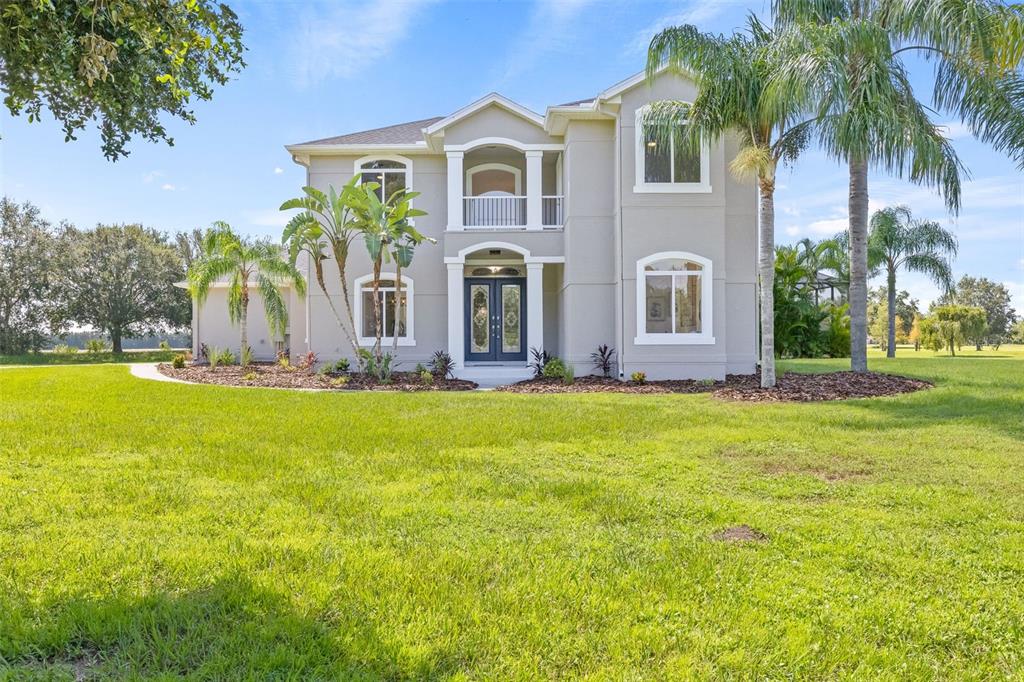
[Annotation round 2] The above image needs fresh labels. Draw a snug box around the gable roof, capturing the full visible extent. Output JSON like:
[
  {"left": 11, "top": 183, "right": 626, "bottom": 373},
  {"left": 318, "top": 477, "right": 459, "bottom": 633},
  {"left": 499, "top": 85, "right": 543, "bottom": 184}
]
[
  {"left": 292, "top": 117, "right": 443, "bottom": 147},
  {"left": 422, "top": 92, "right": 545, "bottom": 136}
]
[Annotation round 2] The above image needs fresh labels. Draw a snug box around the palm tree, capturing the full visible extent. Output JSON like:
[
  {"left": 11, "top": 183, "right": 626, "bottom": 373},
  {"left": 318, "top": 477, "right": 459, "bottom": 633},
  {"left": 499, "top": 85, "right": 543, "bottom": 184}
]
[
  {"left": 869, "top": 205, "right": 957, "bottom": 357},
  {"left": 772, "top": 0, "right": 1024, "bottom": 373},
  {"left": 280, "top": 177, "right": 364, "bottom": 361},
  {"left": 188, "top": 223, "right": 306, "bottom": 366},
  {"left": 646, "top": 16, "right": 815, "bottom": 388}
]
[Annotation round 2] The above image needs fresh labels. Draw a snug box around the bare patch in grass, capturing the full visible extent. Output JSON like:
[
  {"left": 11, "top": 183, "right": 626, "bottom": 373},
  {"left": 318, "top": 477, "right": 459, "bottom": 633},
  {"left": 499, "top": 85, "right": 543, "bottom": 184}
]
[{"left": 712, "top": 525, "right": 768, "bottom": 543}]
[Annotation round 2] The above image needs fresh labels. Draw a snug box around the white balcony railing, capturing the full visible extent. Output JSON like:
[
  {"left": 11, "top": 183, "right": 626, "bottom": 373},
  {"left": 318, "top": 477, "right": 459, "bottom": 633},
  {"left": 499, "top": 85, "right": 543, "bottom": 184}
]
[
  {"left": 542, "top": 195, "right": 563, "bottom": 228},
  {"left": 463, "top": 195, "right": 527, "bottom": 228}
]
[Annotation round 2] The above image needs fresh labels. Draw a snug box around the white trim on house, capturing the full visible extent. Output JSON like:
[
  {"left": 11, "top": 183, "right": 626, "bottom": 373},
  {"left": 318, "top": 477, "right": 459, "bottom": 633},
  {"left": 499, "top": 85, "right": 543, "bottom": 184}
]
[
  {"left": 633, "top": 104, "right": 711, "bottom": 194},
  {"left": 466, "top": 162, "right": 522, "bottom": 195},
  {"left": 424, "top": 93, "right": 545, "bottom": 136},
  {"left": 634, "top": 251, "right": 715, "bottom": 346},
  {"left": 443, "top": 137, "right": 564, "bottom": 153},
  {"left": 353, "top": 273, "right": 416, "bottom": 347},
  {"left": 443, "top": 241, "right": 565, "bottom": 265}
]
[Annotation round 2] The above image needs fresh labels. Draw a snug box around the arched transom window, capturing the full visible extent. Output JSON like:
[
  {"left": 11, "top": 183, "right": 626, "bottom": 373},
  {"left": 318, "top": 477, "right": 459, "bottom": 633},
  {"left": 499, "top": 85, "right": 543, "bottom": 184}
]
[
  {"left": 355, "top": 156, "right": 410, "bottom": 200},
  {"left": 635, "top": 252, "right": 714, "bottom": 345}
]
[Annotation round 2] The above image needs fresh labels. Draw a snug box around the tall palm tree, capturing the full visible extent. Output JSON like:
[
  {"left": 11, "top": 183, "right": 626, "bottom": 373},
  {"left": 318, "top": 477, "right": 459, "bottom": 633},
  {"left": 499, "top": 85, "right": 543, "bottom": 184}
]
[
  {"left": 772, "top": 0, "right": 1024, "bottom": 373},
  {"left": 868, "top": 205, "right": 957, "bottom": 357},
  {"left": 281, "top": 177, "right": 364, "bottom": 361},
  {"left": 188, "top": 223, "right": 306, "bottom": 366},
  {"left": 646, "top": 16, "right": 815, "bottom": 388}
]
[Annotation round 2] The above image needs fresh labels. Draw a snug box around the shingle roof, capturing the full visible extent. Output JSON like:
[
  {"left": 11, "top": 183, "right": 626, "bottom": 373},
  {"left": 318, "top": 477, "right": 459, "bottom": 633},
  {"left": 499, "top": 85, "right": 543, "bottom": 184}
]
[{"left": 293, "top": 116, "right": 443, "bottom": 146}]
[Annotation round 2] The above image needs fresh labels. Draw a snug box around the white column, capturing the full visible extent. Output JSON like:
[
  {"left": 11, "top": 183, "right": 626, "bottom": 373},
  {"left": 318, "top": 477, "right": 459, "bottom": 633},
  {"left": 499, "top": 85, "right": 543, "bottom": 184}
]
[
  {"left": 191, "top": 297, "right": 200, "bottom": 358},
  {"left": 526, "top": 262, "right": 544, "bottom": 353},
  {"left": 446, "top": 151, "right": 464, "bottom": 231},
  {"left": 447, "top": 263, "right": 465, "bottom": 369},
  {"left": 525, "top": 150, "right": 543, "bottom": 231}
]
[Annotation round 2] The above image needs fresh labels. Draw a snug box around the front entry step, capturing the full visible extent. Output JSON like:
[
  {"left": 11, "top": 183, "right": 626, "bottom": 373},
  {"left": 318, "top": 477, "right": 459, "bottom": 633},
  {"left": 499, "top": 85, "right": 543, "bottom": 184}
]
[{"left": 456, "top": 365, "right": 533, "bottom": 388}]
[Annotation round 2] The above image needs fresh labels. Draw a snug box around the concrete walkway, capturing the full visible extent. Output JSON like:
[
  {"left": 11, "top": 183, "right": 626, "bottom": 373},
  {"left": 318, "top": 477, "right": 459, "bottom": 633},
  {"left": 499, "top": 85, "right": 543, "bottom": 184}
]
[{"left": 129, "top": 362, "right": 189, "bottom": 384}]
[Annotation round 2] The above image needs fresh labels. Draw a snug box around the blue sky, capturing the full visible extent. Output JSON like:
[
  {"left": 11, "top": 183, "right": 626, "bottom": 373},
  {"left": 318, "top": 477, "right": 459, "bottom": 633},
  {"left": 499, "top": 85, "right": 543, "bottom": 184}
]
[{"left": 2, "top": 0, "right": 1022, "bottom": 310}]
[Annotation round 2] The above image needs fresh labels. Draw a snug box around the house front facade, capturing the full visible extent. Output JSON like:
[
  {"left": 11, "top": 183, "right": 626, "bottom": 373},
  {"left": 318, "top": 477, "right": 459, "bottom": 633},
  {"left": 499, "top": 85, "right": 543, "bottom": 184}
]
[{"left": 192, "top": 69, "right": 758, "bottom": 381}]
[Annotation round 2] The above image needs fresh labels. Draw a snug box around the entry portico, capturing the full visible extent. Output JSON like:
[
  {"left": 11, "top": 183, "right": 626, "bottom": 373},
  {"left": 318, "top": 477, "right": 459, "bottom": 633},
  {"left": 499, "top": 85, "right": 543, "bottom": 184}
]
[{"left": 444, "top": 241, "right": 563, "bottom": 372}]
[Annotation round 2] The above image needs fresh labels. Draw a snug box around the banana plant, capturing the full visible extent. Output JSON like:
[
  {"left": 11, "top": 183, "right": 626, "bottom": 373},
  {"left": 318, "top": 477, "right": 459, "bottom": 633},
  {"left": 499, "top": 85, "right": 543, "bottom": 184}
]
[{"left": 348, "top": 182, "right": 433, "bottom": 366}]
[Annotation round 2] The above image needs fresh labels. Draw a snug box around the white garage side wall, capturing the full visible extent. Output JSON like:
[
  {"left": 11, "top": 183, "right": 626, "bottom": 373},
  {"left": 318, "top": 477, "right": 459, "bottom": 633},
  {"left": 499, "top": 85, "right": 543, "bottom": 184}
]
[{"left": 195, "top": 289, "right": 291, "bottom": 361}]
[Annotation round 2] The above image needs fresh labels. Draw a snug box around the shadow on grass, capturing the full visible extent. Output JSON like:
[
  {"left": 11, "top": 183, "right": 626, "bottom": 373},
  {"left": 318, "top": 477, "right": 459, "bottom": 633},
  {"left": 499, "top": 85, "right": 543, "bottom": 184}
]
[
  {"left": 845, "top": 391, "right": 1024, "bottom": 442},
  {"left": 0, "top": 575, "right": 461, "bottom": 680}
]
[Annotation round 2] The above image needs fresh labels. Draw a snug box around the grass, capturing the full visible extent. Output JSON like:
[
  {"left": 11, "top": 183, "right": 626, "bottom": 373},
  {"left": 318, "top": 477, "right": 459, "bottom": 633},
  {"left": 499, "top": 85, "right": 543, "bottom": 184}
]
[
  {"left": 0, "top": 349, "right": 180, "bottom": 366},
  {"left": 1, "top": 349, "right": 1022, "bottom": 678}
]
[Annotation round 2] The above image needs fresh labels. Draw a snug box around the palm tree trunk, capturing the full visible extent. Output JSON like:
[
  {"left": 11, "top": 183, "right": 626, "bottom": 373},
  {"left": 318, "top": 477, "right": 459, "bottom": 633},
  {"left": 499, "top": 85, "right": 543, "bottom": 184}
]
[
  {"left": 332, "top": 248, "right": 363, "bottom": 365},
  {"left": 887, "top": 267, "right": 897, "bottom": 358},
  {"left": 239, "top": 283, "right": 249, "bottom": 366},
  {"left": 848, "top": 156, "right": 870, "bottom": 373},
  {"left": 371, "top": 258, "right": 383, "bottom": 365},
  {"left": 758, "top": 175, "right": 776, "bottom": 389}
]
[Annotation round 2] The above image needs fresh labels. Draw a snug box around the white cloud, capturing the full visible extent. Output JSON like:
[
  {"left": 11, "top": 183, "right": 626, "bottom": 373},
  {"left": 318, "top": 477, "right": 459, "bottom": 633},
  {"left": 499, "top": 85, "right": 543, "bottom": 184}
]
[
  {"left": 627, "top": 1, "right": 731, "bottom": 55},
  {"left": 160, "top": 183, "right": 176, "bottom": 191},
  {"left": 784, "top": 225, "right": 800, "bottom": 237},
  {"left": 937, "top": 121, "right": 973, "bottom": 139},
  {"left": 143, "top": 171, "right": 163, "bottom": 184},
  {"left": 292, "top": 0, "right": 436, "bottom": 87},
  {"left": 273, "top": 167, "right": 284, "bottom": 175},
  {"left": 806, "top": 217, "right": 848, "bottom": 236},
  {"left": 500, "top": 0, "right": 597, "bottom": 82}
]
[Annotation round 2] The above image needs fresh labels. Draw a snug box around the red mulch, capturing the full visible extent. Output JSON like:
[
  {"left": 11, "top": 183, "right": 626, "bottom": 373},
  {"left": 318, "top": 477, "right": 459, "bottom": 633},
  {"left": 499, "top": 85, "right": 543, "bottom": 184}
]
[
  {"left": 157, "top": 363, "right": 477, "bottom": 391},
  {"left": 497, "top": 371, "right": 931, "bottom": 401}
]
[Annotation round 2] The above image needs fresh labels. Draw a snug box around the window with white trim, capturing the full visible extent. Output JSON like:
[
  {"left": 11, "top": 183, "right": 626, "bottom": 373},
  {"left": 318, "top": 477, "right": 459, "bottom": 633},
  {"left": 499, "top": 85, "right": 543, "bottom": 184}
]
[
  {"left": 354, "top": 274, "right": 415, "bottom": 346},
  {"left": 635, "top": 252, "right": 714, "bottom": 345},
  {"left": 356, "top": 157, "right": 409, "bottom": 200},
  {"left": 634, "top": 104, "right": 710, "bottom": 193}
]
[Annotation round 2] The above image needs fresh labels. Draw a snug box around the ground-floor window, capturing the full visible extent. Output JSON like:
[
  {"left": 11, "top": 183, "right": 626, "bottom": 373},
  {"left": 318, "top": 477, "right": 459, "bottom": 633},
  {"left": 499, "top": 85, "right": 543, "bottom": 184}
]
[
  {"left": 354, "top": 274, "right": 415, "bottom": 346},
  {"left": 634, "top": 251, "right": 714, "bottom": 345}
]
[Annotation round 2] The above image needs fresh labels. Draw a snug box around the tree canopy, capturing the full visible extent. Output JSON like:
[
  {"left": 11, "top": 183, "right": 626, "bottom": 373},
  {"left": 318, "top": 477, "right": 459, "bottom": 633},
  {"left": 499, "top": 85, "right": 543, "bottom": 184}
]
[{"left": 0, "top": 0, "right": 246, "bottom": 160}]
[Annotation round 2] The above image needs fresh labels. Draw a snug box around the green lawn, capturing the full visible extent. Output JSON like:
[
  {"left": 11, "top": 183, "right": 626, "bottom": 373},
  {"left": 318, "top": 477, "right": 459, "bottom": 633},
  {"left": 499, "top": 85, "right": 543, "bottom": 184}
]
[
  {"left": 0, "top": 349, "right": 180, "bottom": 366},
  {"left": 1, "top": 350, "right": 1023, "bottom": 679}
]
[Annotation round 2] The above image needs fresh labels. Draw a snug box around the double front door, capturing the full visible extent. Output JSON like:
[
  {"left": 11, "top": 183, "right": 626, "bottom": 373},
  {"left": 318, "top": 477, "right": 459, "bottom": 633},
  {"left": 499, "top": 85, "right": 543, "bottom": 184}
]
[{"left": 465, "top": 278, "right": 526, "bottom": 362}]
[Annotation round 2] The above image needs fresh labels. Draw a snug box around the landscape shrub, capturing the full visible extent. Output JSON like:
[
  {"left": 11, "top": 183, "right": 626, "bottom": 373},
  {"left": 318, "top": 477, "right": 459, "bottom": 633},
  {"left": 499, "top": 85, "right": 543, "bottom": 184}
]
[
  {"left": 85, "top": 339, "right": 108, "bottom": 353},
  {"left": 430, "top": 350, "right": 455, "bottom": 379},
  {"left": 590, "top": 344, "right": 616, "bottom": 377},
  {"left": 171, "top": 354, "right": 186, "bottom": 369},
  {"left": 631, "top": 371, "right": 647, "bottom": 384},
  {"left": 562, "top": 364, "right": 575, "bottom": 386},
  {"left": 419, "top": 369, "right": 434, "bottom": 385},
  {"left": 528, "top": 347, "right": 551, "bottom": 378},
  {"left": 240, "top": 345, "right": 254, "bottom": 367},
  {"left": 542, "top": 357, "right": 567, "bottom": 380}
]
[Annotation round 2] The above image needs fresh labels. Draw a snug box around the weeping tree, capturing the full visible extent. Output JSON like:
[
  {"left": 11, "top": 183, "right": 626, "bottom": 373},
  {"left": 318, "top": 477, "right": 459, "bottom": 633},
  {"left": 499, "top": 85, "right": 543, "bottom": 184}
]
[
  {"left": 772, "top": 0, "right": 1024, "bottom": 373},
  {"left": 280, "top": 177, "right": 364, "bottom": 362},
  {"left": 645, "top": 16, "right": 815, "bottom": 388},
  {"left": 868, "top": 206, "right": 957, "bottom": 357},
  {"left": 188, "top": 223, "right": 306, "bottom": 366},
  {"left": 348, "top": 181, "right": 431, "bottom": 369}
]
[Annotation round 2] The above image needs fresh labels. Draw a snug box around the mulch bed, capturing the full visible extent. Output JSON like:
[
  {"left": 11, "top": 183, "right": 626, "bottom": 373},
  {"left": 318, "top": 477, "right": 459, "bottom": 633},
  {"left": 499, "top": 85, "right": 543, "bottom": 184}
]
[
  {"left": 497, "top": 371, "right": 932, "bottom": 402},
  {"left": 157, "top": 363, "right": 477, "bottom": 391}
]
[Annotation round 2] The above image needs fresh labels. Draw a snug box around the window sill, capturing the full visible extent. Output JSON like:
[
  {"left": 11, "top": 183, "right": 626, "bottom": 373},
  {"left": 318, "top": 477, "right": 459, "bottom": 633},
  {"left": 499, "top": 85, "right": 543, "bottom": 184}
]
[
  {"left": 633, "top": 334, "right": 716, "bottom": 346},
  {"left": 357, "top": 338, "right": 416, "bottom": 347},
  {"left": 633, "top": 183, "right": 712, "bottom": 194}
]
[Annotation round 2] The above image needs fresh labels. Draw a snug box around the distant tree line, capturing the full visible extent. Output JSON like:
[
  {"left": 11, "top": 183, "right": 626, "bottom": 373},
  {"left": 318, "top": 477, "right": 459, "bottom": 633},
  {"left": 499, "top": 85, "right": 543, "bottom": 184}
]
[{"left": 0, "top": 197, "right": 191, "bottom": 354}]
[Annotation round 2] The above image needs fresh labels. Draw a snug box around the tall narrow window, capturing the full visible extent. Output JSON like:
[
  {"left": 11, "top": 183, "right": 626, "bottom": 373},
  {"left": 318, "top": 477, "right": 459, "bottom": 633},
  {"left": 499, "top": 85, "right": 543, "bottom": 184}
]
[
  {"left": 355, "top": 275, "right": 415, "bottom": 346},
  {"left": 635, "top": 252, "right": 714, "bottom": 345},
  {"left": 635, "top": 104, "right": 710, "bottom": 192}
]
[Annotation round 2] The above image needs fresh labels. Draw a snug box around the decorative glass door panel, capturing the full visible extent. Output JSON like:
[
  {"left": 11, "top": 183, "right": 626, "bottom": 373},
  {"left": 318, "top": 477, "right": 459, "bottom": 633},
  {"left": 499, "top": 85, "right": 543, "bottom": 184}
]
[{"left": 464, "top": 278, "right": 526, "bottom": 362}]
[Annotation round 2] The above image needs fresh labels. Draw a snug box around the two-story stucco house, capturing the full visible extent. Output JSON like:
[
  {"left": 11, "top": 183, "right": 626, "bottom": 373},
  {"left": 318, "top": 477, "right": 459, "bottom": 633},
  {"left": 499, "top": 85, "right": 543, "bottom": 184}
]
[{"left": 191, "top": 69, "right": 758, "bottom": 382}]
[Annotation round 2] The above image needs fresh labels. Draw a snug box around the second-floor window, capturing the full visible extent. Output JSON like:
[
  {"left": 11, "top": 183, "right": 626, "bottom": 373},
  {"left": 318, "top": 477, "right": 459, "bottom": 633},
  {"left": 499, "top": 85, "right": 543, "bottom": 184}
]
[
  {"left": 634, "top": 104, "right": 710, "bottom": 193},
  {"left": 357, "top": 158, "right": 408, "bottom": 200}
]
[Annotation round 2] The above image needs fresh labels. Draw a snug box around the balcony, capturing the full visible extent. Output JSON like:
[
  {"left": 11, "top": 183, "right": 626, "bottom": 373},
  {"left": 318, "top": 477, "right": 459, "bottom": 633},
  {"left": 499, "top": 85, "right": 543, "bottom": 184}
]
[
  {"left": 463, "top": 194, "right": 563, "bottom": 230},
  {"left": 447, "top": 145, "right": 563, "bottom": 231}
]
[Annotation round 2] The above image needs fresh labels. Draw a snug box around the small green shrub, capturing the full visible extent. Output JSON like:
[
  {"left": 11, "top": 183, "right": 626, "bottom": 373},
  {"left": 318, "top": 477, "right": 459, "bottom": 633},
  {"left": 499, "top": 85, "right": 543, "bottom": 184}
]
[
  {"left": 240, "top": 345, "right": 254, "bottom": 367},
  {"left": 528, "top": 347, "right": 551, "bottom": 378},
  {"left": 698, "top": 378, "right": 715, "bottom": 387},
  {"left": 243, "top": 371, "right": 257, "bottom": 382},
  {"left": 330, "top": 376, "right": 349, "bottom": 388},
  {"left": 171, "top": 354, "right": 186, "bottom": 369},
  {"left": 52, "top": 344, "right": 78, "bottom": 354},
  {"left": 85, "top": 339, "right": 108, "bottom": 353},
  {"left": 631, "top": 371, "right": 647, "bottom": 384},
  {"left": 542, "top": 357, "right": 567, "bottom": 380},
  {"left": 209, "top": 347, "right": 234, "bottom": 368},
  {"left": 331, "top": 358, "right": 350, "bottom": 373},
  {"left": 562, "top": 364, "right": 575, "bottom": 386},
  {"left": 419, "top": 369, "right": 434, "bottom": 385},
  {"left": 590, "top": 344, "right": 615, "bottom": 377},
  {"left": 158, "top": 340, "right": 172, "bottom": 351}
]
